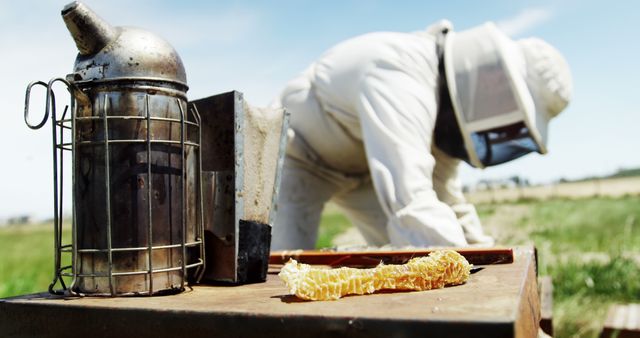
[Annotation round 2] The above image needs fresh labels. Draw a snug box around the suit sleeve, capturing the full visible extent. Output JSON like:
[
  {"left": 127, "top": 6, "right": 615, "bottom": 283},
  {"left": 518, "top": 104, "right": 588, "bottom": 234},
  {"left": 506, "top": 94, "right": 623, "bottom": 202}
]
[
  {"left": 355, "top": 61, "right": 468, "bottom": 247},
  {"left": 432, "top": 146, "right": 494, "bottom": 245}
]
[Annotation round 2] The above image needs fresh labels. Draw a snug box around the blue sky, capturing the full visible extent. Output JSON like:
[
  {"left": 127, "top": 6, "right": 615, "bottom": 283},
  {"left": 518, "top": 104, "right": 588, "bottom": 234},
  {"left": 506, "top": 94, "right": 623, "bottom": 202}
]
[{"left": 1, "top": 0, "right": 638, "bottom": 219}]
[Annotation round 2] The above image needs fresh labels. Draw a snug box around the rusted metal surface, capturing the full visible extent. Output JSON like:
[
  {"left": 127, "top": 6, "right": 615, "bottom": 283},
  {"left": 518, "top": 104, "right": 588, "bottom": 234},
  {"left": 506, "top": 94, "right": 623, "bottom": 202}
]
[
  {"left": 202, "top": 170, "right": 237, "bottom": 281},
  {"left": 61, "top": 2, "right": 116, "bottom": 56},
  {"left": 193, "top": 93, "right": 239, "bottom": 283},
  {"left": 62, "top": 2, "right": 187, "bottom": 86},
  {"left": 73, "top": 90, "right": 203, "bottom": 296},
  {"left": 191, "top": 91, "right": 289, "bottom": 284},
  {"left": 23, "top": 1, "right": 204, "bottom": 296},
  {"left": 0, "top": 247, "right": 539, "bottom": 338},
  {"left": 66, "top": 1, "right": 203, "bottom": 296}
]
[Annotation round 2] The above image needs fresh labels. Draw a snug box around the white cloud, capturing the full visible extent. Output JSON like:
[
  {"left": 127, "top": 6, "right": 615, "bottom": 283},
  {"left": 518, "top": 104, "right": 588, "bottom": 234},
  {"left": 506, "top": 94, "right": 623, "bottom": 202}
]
[{"left": 497, "top": 7, "right": 554, "bottom": 37}]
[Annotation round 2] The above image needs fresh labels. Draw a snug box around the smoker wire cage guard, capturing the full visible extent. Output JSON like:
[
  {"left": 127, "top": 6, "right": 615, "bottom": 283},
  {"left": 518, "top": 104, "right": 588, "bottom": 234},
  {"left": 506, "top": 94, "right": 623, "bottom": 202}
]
[
  {"left": 24, "top": 79, "right": 206, "bottom": 296},
  {"left": 20, "top": 0, "right": 291, "bottom": 296},
  {"left": 21, "top": 1, "right": 206, "bottom": 296}
]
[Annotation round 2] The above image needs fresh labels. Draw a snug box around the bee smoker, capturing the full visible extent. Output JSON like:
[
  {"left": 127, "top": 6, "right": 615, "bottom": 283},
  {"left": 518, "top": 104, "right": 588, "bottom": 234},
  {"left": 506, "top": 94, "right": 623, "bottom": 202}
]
[{"left": 24, "top": 2, "right": 205, "bottom": 296}]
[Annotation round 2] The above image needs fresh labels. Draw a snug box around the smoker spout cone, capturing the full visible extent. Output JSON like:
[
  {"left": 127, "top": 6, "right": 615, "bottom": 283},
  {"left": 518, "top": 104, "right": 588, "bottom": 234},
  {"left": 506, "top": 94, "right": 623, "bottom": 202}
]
[{"left": 62, "top": 1, "right": 116, "bottom": 56}]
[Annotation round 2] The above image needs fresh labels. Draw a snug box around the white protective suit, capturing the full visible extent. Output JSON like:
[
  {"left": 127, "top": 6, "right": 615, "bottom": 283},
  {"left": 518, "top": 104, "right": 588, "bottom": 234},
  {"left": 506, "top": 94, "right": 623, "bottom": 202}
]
[{"left": 270, "top": 22, "right": 494, "bottom": 250}]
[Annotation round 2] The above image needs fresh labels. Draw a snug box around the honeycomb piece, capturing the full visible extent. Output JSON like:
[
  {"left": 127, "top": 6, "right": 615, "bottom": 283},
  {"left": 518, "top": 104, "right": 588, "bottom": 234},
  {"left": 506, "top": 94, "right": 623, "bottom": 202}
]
[{"left": 278, "top": 249, "right": 471, "bottom": 301}]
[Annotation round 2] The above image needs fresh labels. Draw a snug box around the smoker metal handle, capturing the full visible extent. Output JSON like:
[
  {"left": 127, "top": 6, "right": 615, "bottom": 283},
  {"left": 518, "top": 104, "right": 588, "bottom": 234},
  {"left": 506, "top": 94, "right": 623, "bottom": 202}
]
[
  {"left": 24, "top": 81, "right": 50, "bottom": 130},
  {"left": 24, "top": 78, "right": 73, "bottom": 130},
  {"left": 23, "top": 78, "right": 76, "bottom": 295}
]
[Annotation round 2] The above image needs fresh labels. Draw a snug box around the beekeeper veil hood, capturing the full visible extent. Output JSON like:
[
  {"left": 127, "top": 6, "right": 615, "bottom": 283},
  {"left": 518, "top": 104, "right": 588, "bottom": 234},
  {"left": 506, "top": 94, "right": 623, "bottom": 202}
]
[{"left": 442, "top": 22, "right": 572, "bottom": 168}]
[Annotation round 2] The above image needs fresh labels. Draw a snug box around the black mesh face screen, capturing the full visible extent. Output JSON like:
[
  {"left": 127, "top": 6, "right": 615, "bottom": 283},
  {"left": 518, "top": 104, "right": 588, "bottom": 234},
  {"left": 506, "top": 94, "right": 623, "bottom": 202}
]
[
  {"left": 471, "top": 122, "right": 539, "bottom": 166},
  {"left": 434, "top": 56, "right": 470, "bottom": 163},
  {"left": 435, "top": 46, "right": 539, "bottom": 168}
]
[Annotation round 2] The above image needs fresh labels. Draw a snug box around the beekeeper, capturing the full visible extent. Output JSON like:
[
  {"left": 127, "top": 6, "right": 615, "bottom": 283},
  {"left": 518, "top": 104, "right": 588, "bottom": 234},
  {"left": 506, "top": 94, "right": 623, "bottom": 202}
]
[{"left": 271, "top": 20, "right": 572, "bottom": 250}]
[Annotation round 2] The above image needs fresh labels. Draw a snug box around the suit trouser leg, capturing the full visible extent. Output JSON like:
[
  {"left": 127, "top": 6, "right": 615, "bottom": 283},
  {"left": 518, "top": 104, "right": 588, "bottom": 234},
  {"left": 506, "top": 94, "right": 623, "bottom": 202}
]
[
  {"left": 271, "top": 157, "right": 341, "bottom": 250},
  {"left": 332, "top": 180, "right": 390, "bottom": 247}
]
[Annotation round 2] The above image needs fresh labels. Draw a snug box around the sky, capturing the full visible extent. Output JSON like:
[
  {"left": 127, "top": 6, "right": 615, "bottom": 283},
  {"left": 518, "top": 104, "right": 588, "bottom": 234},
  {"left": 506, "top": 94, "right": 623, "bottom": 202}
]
[{"left": 1, "top": 0, "right": 639, "bottom": 219}]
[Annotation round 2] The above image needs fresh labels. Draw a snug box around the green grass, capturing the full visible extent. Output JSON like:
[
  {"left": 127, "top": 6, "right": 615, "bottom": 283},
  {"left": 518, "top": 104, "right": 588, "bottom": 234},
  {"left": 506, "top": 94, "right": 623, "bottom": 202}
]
[
  {"left": 2, "top": 196, "right": 638, "bottom": 338},
  {"left": 476, "top": 196, "right": 640, "bottom": 338},
  {"left": 527, "top": 197, "right": 640, "bottom": 254},
  {"left": 315, "top": 212, "right": 352, "bottom": 249},
  {"left": 0, "top": 223, "right": 71, "bottom": 297},
  {"left": 315, "top": 196, "right": 640, "bottom": 338},
  {"left": 0, "top": 211, "right": 351, "bottom": 296}
]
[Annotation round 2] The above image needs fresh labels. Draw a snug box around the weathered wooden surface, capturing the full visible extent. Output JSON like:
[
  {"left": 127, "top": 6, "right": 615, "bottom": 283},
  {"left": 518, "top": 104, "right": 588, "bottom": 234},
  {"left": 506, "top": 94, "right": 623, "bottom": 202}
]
[
  {"left": 600, "top": 304, "right": 640, "bottom": 338},
  {"left": 270, "top": 247, "right": 514, "bottom": 267},
  {"left": 0, "top": 247, "right": 539, "bottom": 338},
  {"left": 539, "top": 276, "right": 554, "bottom": 336}
]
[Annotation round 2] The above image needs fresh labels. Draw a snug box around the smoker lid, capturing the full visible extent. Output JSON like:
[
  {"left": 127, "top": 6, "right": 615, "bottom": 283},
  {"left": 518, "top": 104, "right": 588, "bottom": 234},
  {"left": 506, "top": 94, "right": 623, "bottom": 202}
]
[
  {"left": 71, "top": 27, "right": 188, "bottom": 88},
  {"left": 62, "top": 2, "right": 187, "bottom": 89}
]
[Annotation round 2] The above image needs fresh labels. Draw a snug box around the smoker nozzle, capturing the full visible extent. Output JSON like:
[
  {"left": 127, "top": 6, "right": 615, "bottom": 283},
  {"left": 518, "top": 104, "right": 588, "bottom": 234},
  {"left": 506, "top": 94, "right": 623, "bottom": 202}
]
[{"left": 61, "top": 1, "right": 117, "bottom": 56}]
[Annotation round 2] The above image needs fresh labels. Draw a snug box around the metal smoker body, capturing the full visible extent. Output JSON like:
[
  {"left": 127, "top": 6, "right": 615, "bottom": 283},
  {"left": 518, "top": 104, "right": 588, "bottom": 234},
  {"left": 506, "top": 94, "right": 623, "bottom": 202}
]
[{"left": 25, "top": 2, "right": 205, "bottom": 296}]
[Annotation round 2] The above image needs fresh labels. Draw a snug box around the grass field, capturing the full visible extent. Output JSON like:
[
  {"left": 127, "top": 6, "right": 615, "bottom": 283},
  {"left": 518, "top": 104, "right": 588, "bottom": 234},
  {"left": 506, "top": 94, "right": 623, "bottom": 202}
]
[
  {"left": 1, "top": 196, "right": 639, "bottom": 338},
  {"left": 478, "top": 196, "right": 640, "bottom": 338},
  {"left": 0, "top": 222, "right": 71, "bottom": 297},
  {"left": 316, "top": 195, "right": 640, "bottom": 338}
]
